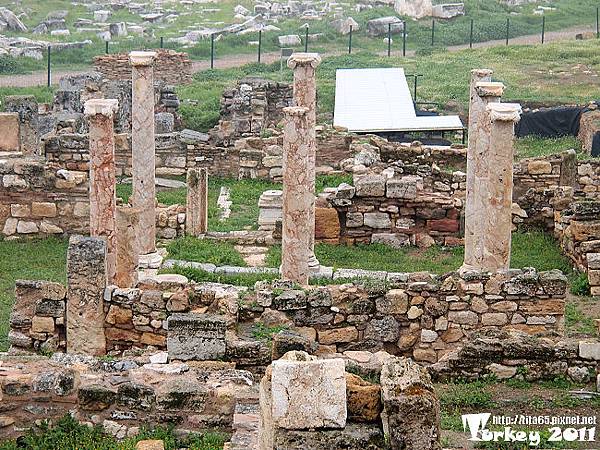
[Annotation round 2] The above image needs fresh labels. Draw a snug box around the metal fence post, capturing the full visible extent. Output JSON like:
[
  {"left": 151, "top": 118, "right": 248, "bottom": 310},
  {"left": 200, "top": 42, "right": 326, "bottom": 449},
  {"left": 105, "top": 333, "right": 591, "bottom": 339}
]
[
  {"left": 348, "top": 25, "right": 353, "bottom": 54},
  {"left": 505, "top": 18, "right": 510, "bottom": 45},
  {"left": 387, "top": 23, "right": 392, "bottom": 56},
  {"left": 47, "top": 45, "right": 51, "bottom": 87},
  {"left": 304, "top": 25, "right": 309, "bottom": 52},
  {"left": 160, "top": 36, "right": 164, "bottom": 48},
  {"left": 541, "top": 16, "right": 545, "bottom": 44},
  {"left": 597, "top": 7, "right": 599, "bottom": 38},
  {"left": 258, "top": 29, "right": 262, "bottom": 63},
  {"left": 105, "top": 40, "right": 109, "bottom": 54},
  {"left": 402, "top": 21, "right": 406, "bottom": 56},
  {"left": 469, "top": 18, "right": 474, "bottom": 49},
  {"left": 210, "top": 33, "right": 215, "bottom": 69},
  {"left": 431, "top": 19, "right": 435, "bottom": 46}
]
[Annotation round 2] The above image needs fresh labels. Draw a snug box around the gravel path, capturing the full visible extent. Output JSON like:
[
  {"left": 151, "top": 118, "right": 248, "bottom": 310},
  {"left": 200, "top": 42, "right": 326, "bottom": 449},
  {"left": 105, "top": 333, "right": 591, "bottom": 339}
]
[{"left": 0, "top": 24, "right": 593, "bottom": 88}]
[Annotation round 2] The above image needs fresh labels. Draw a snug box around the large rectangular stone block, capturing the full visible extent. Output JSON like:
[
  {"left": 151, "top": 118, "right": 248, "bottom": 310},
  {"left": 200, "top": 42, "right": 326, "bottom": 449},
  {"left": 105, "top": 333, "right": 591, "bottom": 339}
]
[
  {"left": 271, "top": 357, "right": 346, "bottom": 430},
  {"left": 0, "top": 113, "right": 20, "bottom": 152},
  {"left": 66, "top": 235, "right": 107, "bottom": 356},
  {"left": 167, "top": 313, "right": 226, "bottom": 361}
]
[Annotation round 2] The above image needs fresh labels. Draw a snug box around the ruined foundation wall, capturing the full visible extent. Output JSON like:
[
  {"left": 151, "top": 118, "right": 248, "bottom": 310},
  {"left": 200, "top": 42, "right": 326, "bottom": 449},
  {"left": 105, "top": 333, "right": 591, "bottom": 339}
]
[{"left": 9, "top": 270, "right": 568, "bottom": 365}]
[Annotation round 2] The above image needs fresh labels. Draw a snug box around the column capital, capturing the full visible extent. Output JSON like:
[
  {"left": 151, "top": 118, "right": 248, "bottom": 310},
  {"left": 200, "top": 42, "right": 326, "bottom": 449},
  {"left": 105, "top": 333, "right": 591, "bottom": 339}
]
[
  {"left": 287, "top": 52, "right": 321, "bottom": 69},
  {"left": 129, "top": 50, "right": 157, "bottom": 66},
  {"left": 84, "top": 98, "right": 119, "bottom": 117},
  {"left": 471, "top": 68, "right": 493, "bottom": 78},
  {"left": 487, "top": 102, "right": 522, "bottom": 122},
  {"left": 475, "top": 81, "right": 505, "bottom": 98},
  {"left": 283, "top": 106, "right": 309, "bottom": 117}
]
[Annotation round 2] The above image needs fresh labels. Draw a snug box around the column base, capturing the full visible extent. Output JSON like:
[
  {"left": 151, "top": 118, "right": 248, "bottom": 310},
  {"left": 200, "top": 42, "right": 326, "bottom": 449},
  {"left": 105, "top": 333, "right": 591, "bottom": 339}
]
[
  {"left": 138, "top": 248, "right": 167, "bottom": 269},
  {"left": 308, "top": 252, "right": 320, "bottom": 273}
]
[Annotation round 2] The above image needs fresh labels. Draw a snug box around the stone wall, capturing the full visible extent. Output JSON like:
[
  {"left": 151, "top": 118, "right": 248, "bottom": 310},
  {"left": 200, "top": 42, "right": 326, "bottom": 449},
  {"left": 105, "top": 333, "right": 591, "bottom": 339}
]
[
  {"left": 0, "top": 154, "right": 186, "bottom": 239},
  {"left": 0, "top": 353, "right": 253, "bottom": 440},
  {"left": 93, "top": 49, "right": 193, "bottom": 85},
  {"left": 9, "top": 269, "right": 568, "bottom": 366}
]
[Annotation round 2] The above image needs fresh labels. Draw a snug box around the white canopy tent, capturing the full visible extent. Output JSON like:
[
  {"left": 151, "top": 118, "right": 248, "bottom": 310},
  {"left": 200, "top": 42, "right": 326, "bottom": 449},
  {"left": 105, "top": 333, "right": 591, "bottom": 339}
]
[{"left": 333, "top": 68, "right": 463, "bottom": 133}]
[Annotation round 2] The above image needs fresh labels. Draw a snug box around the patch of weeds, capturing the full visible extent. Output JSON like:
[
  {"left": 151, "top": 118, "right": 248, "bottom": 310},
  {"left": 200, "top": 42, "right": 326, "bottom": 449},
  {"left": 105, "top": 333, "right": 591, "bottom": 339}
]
[
  {"left": 439, "top": 380, "right": 495, "bottom": 409},
  {"left": 570, "top": 272, "right": 590, "bottom": 296},
  {"left": 565, "top": 302, "right": 597, "bottom": 336},
  {"left": 539, "top": 375, "right": 573, "bottom": 390},
  {"left": 440, "top": 410, "right": 463, "bottom": 432},
  {"left": 345, "top": 365, "right": 380, "bottom": 384},
  {"left": 550, "top": 393, "right": 582, "bottom": 408},
  {"left": 162, "top": 265, "right": 278, "bottom": 288},
  {"left": 251, "top": 323, "right": 287, "bottom": 342},
  {"left": 166, "top": 237, "right": 246, "bottom": 267},
  {"left": 0, "top": 414, "right": 229, "bottom": 450},
  {"left": 504, "top": 377, "right": 532, "bottom": 389}
]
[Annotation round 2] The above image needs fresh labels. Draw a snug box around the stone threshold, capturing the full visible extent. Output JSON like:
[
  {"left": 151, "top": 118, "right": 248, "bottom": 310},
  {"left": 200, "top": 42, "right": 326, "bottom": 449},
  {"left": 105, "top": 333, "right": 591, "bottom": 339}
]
[{"left": 162, "top": 258, "right": 415, "bottom": 282}]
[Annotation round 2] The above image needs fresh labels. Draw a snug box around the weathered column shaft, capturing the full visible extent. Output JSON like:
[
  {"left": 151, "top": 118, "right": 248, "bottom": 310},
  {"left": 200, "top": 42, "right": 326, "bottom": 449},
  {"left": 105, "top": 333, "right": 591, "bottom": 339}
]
[
  {"left": 287, "top": 53, "right": 321, "bottom": 268},
  {"left": 130, "top": 51, "right": 157, "bottom": 255},
  {"left": 66, "top": 235, "right": 107, "bottom": 356},
  {"left": 5, "top": 95, "right": 39, "bottom": 155},
  {"left": 186, "top": 167, "right": 208, "bottom": 236},
  {"left": 462, "top": 80, "right": 505, "bottom": 271},
  {"left": 115, "top": 206, "right": 140, "bottom": 288},
  {"left": 281, "top": 106, "right": 312, "bottom": 285},
  {"left": 480, "top": 102, "right": 522, "bottom": 271},
  {"left": 85, "top": 99, "right": 119, "bottom": 284}
]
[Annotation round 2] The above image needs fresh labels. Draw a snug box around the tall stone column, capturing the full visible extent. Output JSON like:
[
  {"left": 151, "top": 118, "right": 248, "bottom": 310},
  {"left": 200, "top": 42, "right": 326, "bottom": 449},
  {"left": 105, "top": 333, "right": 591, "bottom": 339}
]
[
  {"left": 281, "top": 106, "right": 312, "bottom": 285},
  {"left": 115, "top": 206, "right": 140, "bottom": 288},
  {"left": 67, "top": 235, "right": 107, "bottom": 356},
  {"left": 85, "top": 98, "right": 119, "bottom": 284},
  {"left": 480, "top": 102, "right": 522, "bottom": 271},
  {"left": 130, "top": 51, "right": 157, "bottom": 255},
  {"left": 287, "top": 53, "right": 321, "bottom": 271},
  {"left": 186, "top": 167, "right": 208, "bottom": 236},
  {"left": 462, "top": 80, "right": 505, "bottom": 272}
]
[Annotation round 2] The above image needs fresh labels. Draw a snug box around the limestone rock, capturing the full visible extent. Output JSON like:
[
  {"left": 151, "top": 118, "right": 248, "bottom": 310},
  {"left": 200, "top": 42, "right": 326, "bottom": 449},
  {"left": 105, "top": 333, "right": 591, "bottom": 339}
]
[{"left": 345, "top": 373, "right": 382, "bottom": 422}]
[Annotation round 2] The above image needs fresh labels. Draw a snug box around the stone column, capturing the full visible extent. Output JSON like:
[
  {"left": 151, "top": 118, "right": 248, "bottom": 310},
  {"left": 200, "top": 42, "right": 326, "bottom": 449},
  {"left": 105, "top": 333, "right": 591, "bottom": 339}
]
[
  {"left": 287, "top": 53, "right": 321, "bottom": 271},
  {"left": 130, "top": 51, "right": 157, "bottom": 255},
  {"left": 186, "top": 167, "right": 208, "bottom": 236},
  {"left": 281, "top": 106, "right": 312, "bottom": 285},
  {"left": 462, "top": 80, "right": 505, "bottom": 272},
  {"left": 480, "top": 102, "right": 522, "bottom": 271},
  {"left": 5, "top": 95, "right": 39, "bottom": 155},
  {"left": 66, "top": 235, "right": 107, "bottom": 356},
  {"left": 115, "top": 206, "right": 140, "bottom": 288},
  {"left": 85, "top": 98, "right": 119, "bottom": 284}
]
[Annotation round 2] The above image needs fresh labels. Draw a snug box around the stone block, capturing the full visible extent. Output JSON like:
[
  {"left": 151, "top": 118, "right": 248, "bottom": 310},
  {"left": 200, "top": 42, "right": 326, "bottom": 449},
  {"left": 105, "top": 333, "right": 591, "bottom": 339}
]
[
  {"left": 271, "top": 356, "right": 346, "bottom": 429},
  {"left": 345, "top": 373, "right": 382, "bottom": 423},
  {"left": 315, "top": 207, "right": 340, "bottom": 240},
  {"left": 31, "top": 316, "right": 54, "bottom": 333},
  {"left": 355, "top": 175, "right": 385, "bottom": 197},
  {"left": 579, "top": 341, "right": 600, "bottom": 360},
  {"left": 363, "top": 212, "right": 391, "bottom": 229},
  {"left": 31, "top": 202, "right": 57, "bottom": 218},
  {"left": 346, "top": 212, "right": 363, "bottom": 228},
  {"left": 0, "top": 112, "right": 20, "bottom": 151},
  {"left": 371, "top": 232, "right": 409, "bottom": 248},
  {"left": 386, "top": 176, "right": 419, "bottom": 199},
  {"left": 167, "top": 313, "right": 226, "bottom": 361},
  {"left": 273, "top": 423, "right": 385, "bottom": 449},
  {"left": 318, "top": 327, "right": 358, "bottom": 345},
  {"left": 527, "top": 160, "right": 552, "bottom": 175},
  {"left": 587, "top": 253, "right": 600, "bottom": 270},
  {"left": 376, "top": 289, "right": 408, "bottom": 314}
]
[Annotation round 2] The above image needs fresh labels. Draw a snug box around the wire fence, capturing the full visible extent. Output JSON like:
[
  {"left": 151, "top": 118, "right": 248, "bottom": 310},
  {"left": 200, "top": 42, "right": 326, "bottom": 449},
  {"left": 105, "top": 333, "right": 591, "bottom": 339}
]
[{"left": 3, "top": 7, "right": 599, "bottom": 88}]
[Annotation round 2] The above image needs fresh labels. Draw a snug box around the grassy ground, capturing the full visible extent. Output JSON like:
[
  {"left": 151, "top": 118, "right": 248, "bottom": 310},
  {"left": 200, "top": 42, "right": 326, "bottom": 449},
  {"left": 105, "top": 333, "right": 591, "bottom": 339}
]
[
  {"left": 437, "top": 377, "right": 600, "bottom": 449},
  {"left": 0, "top": 414, "right": 228, "bottom": 450},
  {"left": 515, "top": 135, "right": 583, "bottom": 159},
  {"left": 0, "top": 237, "right": 68, "bottom": 352},
  {"left": 3, "top": 0, "right": 600, "bottom": 74},
  {"left": 0, "top": 86, "right": 56, "bottom": 109},
  {"left": 178, "top": 39, "right": 600, "bottom": 132}
]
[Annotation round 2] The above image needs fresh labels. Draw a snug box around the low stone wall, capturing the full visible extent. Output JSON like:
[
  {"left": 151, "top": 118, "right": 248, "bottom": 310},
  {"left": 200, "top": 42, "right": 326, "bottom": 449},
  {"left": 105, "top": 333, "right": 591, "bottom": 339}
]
[
  {"left": 0, "top": 154, "right": 186, "bottom": 239},
  {"left": 431, "top": 328, "right": 600, "bottom": 383},
  {"left": 9, "top": 268, "right": 568, "bottom": 366},
  {"left": 93, "top": 50, "right": 193, "bottom": 85},
  {"left": 578, "top": 159, "right": 600, "bottom": 198},
  {"left": 0, "top": 352, "right": 253, "bottom": 440}
]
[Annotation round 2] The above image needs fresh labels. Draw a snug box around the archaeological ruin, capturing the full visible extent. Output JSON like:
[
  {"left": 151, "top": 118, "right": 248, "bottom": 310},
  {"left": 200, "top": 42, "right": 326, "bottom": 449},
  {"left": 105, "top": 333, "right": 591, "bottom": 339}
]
[{"left": 0, "top": 43, "right": 599, "bottom": 450}]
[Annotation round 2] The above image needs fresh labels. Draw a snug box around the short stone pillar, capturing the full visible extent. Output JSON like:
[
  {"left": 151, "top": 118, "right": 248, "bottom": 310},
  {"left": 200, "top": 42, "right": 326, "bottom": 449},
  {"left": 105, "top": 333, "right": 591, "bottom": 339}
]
[
  {"left": 115, "top": 206, "right": 140, "bottom": 288},
  {"left": 130, "top": 51, "right": 157, "bottom": 255},
  {"left": 462, "top": 79, "right": 505, "bottom": 272},
  {"left": 66, "top": 235, "right": 107, "bottom": 356},
  {"left": 186, "top": 167, "right": 208, "bottom": 236},
  {"left": 85, "top": 98, "right": 119, "bottom": 284},
  {"left": 287, "top": 53, "right": 321, "bottom": 270},
  {"left": 281, "top": 106, "right": 312, "bottom": 285},
  {"left": 5, "top": 95, "right": 39, "bottom": 155}
]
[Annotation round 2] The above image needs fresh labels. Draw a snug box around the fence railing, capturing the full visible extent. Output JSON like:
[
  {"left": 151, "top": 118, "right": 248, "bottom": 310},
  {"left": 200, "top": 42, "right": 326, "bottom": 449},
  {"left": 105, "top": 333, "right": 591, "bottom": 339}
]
[{"left": 21, "top": 8, "right": 600, "bottom": 87}]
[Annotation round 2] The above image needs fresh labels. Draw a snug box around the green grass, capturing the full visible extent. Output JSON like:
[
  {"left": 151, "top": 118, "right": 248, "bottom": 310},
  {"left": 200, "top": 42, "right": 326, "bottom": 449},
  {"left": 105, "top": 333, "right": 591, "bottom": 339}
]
[
  {"left": 565, "top": 301, "right": 598, "bottom": 335},
  {"left": 0, "top": 86, "right": 56, "bottom": 108},
  {"left": 439, "top": 380, "right": 495, "bottom": 409},
  {"left": 0, "top": 237, "right": 68, "bottom": 352},
  {"left": 251, "top": 323, "right": 288, "bottom": 342},
  {"left": 264, "top": 230, "right": 573, "bottom": 274},
  {"left": 163, "top": 265, "right": 278, "bottom": 288},
  {"left": 0, "top": 415, "right": 228, "bottom": 450},
  {"left": 166, "top": 237, "right": 247, "bottom": 266},
  {"left": 515, "top": 136, "right": 583, "bottom": 160}
]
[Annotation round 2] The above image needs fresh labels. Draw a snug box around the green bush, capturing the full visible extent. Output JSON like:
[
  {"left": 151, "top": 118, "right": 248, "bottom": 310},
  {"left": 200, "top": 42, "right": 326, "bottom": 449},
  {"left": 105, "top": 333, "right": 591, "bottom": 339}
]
[{"left": 570, "top": 272, "right": 591, "bottom": 296}]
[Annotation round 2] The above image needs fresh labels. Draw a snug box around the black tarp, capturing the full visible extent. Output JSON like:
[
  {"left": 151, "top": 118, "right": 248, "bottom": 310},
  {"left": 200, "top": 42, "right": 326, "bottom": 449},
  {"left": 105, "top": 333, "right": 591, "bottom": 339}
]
[
  {"left": 515, "top": 106, "right": 585, "bottom": 138},
  {"left": 592, "top": 132, "right": 600, "bottom": 157}
]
